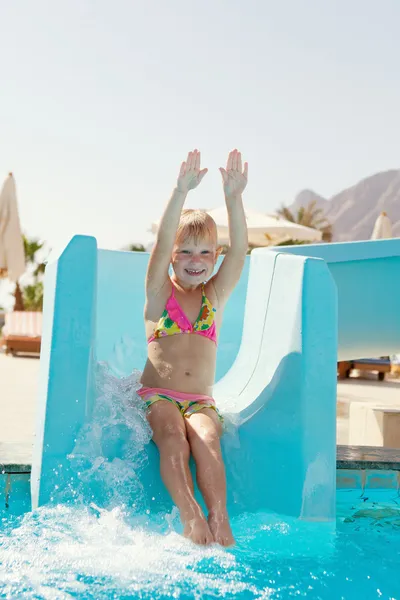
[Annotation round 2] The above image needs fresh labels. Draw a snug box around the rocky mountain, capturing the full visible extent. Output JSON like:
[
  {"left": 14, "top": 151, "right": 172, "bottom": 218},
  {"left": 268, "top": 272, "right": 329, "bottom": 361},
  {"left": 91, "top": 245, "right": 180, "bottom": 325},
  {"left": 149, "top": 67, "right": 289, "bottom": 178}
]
[{"left": 290, "top": 169, "right": 400, "bottom": 241}]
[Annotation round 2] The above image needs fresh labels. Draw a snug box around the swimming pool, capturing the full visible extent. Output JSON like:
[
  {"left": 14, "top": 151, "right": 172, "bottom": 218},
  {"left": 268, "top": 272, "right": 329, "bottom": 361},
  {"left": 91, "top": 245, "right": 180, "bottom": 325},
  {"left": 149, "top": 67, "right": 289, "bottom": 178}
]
[{"left": 1, "top": 486, "right": 400, "bottom": 599}]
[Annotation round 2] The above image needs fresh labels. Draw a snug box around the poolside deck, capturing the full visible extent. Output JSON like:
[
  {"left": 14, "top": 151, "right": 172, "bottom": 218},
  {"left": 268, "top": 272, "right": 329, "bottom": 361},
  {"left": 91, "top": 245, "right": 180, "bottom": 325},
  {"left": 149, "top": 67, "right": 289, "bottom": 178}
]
[{"left": 1, "top": 352, "right": 400, "bottom": 472}]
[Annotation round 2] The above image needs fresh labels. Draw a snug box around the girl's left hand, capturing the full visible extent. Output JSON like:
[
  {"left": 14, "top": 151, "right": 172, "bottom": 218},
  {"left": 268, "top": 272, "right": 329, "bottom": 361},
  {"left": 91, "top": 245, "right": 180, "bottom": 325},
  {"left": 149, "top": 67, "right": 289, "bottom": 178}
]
[{"left": 219, "top": 149, "right": 248, "bottom": 199}]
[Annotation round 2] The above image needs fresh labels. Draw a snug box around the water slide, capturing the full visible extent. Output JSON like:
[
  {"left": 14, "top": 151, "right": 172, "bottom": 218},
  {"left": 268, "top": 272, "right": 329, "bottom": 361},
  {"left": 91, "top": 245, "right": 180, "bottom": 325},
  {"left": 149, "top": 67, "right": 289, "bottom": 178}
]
[{"left": 31, "top": 236, "right": 400, "bottom": 521}]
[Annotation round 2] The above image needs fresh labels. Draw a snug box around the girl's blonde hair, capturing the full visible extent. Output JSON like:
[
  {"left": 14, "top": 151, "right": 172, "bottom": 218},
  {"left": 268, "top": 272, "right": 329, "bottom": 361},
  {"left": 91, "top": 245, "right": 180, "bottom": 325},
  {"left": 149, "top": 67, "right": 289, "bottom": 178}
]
[{"left": 175, "top": 209, "right": 218, "bottom": 245}]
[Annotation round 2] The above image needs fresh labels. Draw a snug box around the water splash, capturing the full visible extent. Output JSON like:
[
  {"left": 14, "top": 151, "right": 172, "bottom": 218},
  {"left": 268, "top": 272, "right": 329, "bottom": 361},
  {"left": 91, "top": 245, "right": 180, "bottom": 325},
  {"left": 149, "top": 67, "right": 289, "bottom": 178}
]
[
  {"left": 0, "top": 505, "right": 265, "bottom": 599},
  {"left": 2, "top": 505, "right": 400, "bottom": 599},
  {"left": 66, "top": 361, "right": 152, "bottom": 510}
]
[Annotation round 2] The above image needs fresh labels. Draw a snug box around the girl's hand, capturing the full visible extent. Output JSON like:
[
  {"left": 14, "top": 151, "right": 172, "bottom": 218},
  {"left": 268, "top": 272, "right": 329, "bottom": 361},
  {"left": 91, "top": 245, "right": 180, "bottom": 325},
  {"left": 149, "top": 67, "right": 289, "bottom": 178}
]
[
  {"left": 219, "top": 149, "right": 248, "bottom": 199},
  {"left": 177, "top": 149, "right": 208, "bottom": 193}
]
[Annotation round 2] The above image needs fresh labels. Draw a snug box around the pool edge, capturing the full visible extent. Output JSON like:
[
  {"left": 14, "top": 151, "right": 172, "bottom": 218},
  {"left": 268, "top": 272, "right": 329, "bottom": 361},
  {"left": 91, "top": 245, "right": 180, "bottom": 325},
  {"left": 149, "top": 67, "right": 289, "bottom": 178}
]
[{"left": 2, "top": 444, "right": 400, "bottom": 475}]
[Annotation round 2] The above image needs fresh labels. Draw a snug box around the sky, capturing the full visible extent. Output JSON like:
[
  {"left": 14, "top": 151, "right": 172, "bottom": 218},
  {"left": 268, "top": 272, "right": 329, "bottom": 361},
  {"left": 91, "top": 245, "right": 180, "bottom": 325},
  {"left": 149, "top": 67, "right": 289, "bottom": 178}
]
[{"left": 1, "top": 0, "right": 400, "bottom": 256}]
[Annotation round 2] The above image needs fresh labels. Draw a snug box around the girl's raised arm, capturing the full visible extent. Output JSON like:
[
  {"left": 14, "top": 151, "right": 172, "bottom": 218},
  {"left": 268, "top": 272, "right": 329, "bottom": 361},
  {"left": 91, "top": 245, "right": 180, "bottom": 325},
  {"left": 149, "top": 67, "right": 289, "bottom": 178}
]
[
  {"left": 211, "top": 149, "right": 248, "bottom": 306},
  {"left": 146, "top": 149, "right": 208, "bottom": 295}
]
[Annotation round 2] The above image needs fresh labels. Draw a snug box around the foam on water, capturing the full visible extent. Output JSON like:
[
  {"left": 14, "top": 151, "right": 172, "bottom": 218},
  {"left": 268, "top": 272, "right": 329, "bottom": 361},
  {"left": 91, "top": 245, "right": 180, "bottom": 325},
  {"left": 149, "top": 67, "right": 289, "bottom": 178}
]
[
  {"left": 2, "top": 501, "right": 400, "bottom": 599},
  {"left": 1, "top": 505, "right": 259, "bottom": 599}
]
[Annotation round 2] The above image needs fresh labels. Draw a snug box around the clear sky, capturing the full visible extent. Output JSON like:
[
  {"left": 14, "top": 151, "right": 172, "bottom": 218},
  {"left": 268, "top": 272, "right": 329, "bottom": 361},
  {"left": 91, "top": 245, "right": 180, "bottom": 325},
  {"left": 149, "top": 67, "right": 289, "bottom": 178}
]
[{"left": 1, "top": 0, "right": 400, "bottom": 253}]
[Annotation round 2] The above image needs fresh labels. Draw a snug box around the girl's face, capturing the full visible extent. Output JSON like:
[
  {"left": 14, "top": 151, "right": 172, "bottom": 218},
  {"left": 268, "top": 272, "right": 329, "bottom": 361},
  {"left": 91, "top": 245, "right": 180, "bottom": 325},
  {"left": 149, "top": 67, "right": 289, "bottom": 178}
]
[{"left": 172, "top": 236, "right": 218, "bottom": 287}]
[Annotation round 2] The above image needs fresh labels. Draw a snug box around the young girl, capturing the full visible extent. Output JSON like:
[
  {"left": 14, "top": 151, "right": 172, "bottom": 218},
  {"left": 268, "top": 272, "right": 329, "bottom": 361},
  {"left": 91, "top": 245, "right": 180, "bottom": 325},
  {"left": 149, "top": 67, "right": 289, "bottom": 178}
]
[{"left": 138, "top": 149, "right": 248, "bottom": 546}]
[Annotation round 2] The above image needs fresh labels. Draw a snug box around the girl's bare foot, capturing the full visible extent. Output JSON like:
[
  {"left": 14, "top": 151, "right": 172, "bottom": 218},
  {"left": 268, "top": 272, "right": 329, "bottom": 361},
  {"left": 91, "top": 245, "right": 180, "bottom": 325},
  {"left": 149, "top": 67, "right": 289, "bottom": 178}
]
[
  {"left": 183, "top": 515, "right": 214, "bottom": 545},
  {"left": 208, "top": 510, "right": 235, "bottom": 546}
]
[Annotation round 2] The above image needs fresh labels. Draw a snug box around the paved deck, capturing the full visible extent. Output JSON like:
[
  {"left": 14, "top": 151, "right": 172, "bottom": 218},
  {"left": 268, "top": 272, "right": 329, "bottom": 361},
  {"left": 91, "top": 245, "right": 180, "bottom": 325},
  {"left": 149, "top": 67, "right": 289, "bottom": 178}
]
[
  {"left": 0, "top": 353, "right": 39, "bottom": 464},
  {"left": 1, "top": 353, "right": 400, "bottom": 465},
  {"left": 336, "top": 376, "right": 400, "bottom": 445}
]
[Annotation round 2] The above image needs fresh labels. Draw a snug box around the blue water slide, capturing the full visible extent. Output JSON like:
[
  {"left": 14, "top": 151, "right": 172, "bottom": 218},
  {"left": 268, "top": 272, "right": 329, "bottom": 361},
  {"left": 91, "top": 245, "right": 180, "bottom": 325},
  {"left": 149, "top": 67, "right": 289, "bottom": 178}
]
[
  {"left": 31, "top": 236, "right": 400, "bottom": 520},
  {"left": 277, "top": 239, "right": 400, "bottom": 360}
]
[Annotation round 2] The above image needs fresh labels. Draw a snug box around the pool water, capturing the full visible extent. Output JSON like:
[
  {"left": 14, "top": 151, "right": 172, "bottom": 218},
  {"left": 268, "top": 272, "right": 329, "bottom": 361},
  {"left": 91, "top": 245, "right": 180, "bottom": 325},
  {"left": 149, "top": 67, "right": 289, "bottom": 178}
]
[
  {"left": 1, "top": 363, "right": 399, "bottom": 599},
  {"left": 1, "top": 491, "right": 400, "bottom": 599}
]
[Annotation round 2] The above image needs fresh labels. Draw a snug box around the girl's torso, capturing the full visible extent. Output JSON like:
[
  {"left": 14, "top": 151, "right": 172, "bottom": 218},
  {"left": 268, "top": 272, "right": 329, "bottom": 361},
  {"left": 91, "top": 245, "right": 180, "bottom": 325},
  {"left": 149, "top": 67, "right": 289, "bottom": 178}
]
[{"left": 141, "top": 278, "right": 222, "bottom": 395}]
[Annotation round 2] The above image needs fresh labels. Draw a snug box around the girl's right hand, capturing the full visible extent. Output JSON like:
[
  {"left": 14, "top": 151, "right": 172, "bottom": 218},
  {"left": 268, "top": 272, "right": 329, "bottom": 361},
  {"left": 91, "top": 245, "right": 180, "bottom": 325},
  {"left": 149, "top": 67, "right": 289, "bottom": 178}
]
[{"left": 177, "top": 149, "right": 208, "bottom": 193}]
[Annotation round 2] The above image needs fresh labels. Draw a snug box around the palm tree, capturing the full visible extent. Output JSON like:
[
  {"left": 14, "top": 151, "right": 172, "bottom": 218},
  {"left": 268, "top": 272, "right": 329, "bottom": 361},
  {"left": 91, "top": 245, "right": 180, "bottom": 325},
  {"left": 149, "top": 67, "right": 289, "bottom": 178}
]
[
  {"left": 13, "top": 236, "right": 47, "bottom": 311},
  {"left": 22, "top": 282, "right": 44, "bottom": 311},
  {"left": 23, "top": 236, "right": 46, "bottom": 275},
  {"left": 125, "top": 243, "right": 146, "bottom": 252},
  {"left": 277, "top": 200, "right": 333, "bottom": 242},
  {"left": 13, "top": 281, "right": 24, "bottom": 312}
]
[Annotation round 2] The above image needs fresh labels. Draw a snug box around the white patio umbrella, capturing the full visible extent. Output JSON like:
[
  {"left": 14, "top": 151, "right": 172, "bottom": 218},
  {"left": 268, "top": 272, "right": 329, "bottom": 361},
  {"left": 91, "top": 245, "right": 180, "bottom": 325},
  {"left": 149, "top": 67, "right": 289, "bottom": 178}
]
[
  {"left": 151, "top": 206, "right": 322, "bottom": 246},
  {"left": 371, "top": 211, "right": 392, "bottom": 240},
  {"left": 206, "top": 206, "right": 323, "bottom": 245},
  {"left": 0, "top": 173, "right": 25, "bottom": 281}
]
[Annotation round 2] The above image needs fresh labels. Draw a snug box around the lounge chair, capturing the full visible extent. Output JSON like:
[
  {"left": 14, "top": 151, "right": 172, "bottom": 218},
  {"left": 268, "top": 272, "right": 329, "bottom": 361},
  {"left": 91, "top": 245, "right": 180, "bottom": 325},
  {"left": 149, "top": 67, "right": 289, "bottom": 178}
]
[
  {"left": 1, "top": 311, "right": 42, "bottom": 356},
  {"left": 337, "top": 357, "right": 391, "bottom": 381}
]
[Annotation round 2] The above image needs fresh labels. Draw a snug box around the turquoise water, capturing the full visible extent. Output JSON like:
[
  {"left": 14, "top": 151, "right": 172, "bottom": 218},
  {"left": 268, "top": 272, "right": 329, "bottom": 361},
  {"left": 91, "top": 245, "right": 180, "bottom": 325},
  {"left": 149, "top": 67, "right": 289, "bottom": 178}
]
[
  {"left": 1, "top": 363, "right": 400, "bottom": 599},
  {"left": 1, "top": 492, "right": 400, "bottom": 599}
]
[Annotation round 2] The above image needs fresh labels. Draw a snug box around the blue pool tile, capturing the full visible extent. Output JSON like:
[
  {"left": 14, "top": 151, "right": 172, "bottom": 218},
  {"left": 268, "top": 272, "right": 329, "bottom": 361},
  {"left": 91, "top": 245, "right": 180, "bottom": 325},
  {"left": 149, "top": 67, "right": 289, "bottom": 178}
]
[
  {"left": 0, "top": 474, "right": 6, "bottom": 509},
  {"left": 365, "top": 470, "right": 399, "bottom": 490},
  {"left": 336, "top": 470, "right": 365, "bottom": 489},
  {"left": 2, "top": 474, "right": 31, "bottom": 516}
]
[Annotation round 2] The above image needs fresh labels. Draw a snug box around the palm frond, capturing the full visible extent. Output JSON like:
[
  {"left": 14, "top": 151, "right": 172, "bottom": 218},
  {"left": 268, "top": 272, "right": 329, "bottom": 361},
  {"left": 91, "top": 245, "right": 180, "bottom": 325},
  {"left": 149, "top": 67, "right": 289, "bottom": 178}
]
[
  {"left": 276, "top": 205, "right": 295, "bottom": 222},
  {"left": 126, "top": 244, "right": 146, "bottom": 252},
  {"left": 277, "top": 201, "right": 333, "bottom": 242}
]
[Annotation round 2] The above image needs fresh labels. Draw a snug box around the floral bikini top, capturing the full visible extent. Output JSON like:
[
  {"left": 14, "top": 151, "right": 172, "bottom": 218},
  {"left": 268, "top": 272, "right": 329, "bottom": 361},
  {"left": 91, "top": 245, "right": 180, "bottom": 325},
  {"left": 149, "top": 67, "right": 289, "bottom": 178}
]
[{"left": 148, "top": 282, "right": 217, "bottom": 345}]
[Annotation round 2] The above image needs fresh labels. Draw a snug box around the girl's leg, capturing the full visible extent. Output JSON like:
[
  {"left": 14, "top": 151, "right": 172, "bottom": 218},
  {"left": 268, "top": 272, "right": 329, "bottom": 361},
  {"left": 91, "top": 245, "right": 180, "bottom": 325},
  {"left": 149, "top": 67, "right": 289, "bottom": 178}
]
[
  {"left": 185, "top": 409, "right": 235, "bottom": 546},
  {"left": 147, "top": 400, "right": 213, "bottom": 545}
]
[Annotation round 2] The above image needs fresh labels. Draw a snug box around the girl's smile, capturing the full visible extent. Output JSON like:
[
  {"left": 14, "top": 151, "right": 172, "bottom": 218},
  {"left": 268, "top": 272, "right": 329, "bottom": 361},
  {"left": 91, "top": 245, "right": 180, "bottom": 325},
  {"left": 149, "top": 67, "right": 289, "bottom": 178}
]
[{"left": 172, "top": 238, "right": 218, "bottom": 285}]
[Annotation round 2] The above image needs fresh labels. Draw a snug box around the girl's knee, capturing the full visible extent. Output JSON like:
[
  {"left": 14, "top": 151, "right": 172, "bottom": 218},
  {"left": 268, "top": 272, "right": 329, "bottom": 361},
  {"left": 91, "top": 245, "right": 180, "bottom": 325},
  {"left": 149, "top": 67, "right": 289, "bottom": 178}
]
[{"left": 156, "top": 426, "right": 190, "bottom": 456}]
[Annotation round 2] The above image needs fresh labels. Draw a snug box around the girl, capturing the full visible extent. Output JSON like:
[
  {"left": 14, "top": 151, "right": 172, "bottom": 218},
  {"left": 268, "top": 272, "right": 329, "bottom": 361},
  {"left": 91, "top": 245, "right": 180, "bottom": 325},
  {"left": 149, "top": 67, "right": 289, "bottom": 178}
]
[{"left": 138, "top": 149, "right": 248, "bottom": 546}]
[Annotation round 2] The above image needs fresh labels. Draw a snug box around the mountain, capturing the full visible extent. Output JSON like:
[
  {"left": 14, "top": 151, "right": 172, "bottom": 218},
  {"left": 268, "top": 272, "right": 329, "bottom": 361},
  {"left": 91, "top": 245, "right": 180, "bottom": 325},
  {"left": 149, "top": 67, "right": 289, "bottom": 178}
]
[
  {"left": 291, "top": 189, "right": 328, "bottom": 213},
  {"left": 290, "top": 169, "right": 400, "bottom": 241}
]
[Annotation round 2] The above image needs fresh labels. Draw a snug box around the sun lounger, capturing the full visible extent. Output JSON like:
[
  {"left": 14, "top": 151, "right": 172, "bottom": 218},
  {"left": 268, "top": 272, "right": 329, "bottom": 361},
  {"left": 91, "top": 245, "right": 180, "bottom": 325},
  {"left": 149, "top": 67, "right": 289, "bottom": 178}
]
[
  {"left": 1, "top": 311, "right": 42, "bottom": 356},
  {"left": 338, "top": 357, "right": 391, "bottom": 381}
]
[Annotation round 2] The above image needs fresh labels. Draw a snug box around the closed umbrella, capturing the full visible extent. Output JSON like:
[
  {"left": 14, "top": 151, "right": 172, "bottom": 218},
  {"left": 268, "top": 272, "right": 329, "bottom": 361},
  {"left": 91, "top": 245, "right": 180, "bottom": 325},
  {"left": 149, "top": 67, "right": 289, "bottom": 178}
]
[
  {"left": 0, "top": 173, "right": 25, "bottom": 281},
  {"left": 371, "top": 211, "right": 392, "bottom": 240},
  {"left": 151, "top": 206, "right": 322, "bottom": 246}
]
